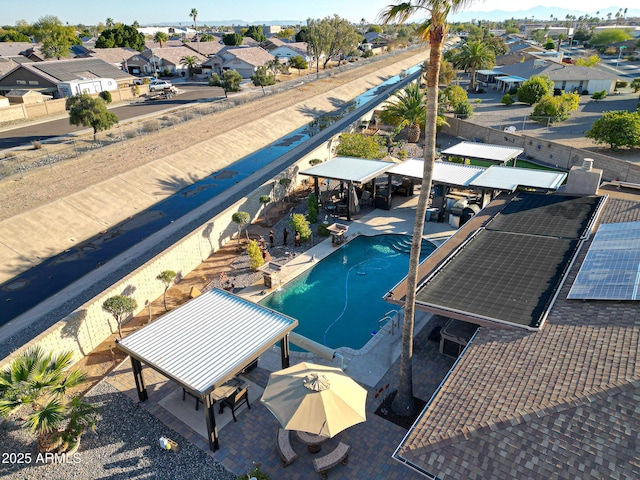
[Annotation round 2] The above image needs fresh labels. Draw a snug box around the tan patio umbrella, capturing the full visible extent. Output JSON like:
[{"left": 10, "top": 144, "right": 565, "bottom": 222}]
[{"left": 260, "top": 362, "right": 367, "bottom": 438}]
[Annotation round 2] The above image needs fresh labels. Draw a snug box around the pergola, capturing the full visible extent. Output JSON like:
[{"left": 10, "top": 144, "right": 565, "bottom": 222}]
[
  {"left": 441, "top": 141, "right": 523, "bottom": 165},
  {"left": 116, "top": 288, "right": 298, "bottom": 451},
  {"left": 299, "top": 156, "right": 397, "bottom": 220}
]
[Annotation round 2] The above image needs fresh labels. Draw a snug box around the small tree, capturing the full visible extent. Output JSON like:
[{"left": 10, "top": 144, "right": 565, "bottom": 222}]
[
  {"left": 209, "top": 73, "right": 221, "bottom": 87},
  {"left": 251, "top": 65, "right": 275, "bottom": 94},
  {"left": 290, "top": 213, "right": 312, "bottom": 242},
  {"left": 443, "top": 85, "right": 468, "bottom": 111},
  {"left": 543, "top": 39, "right": 555, "bottom": 50},
  {"left": 289, "top": 55, "right": 308, "bottom": 74},
  {"left": 247, "top": 240, "right": 265, "bottom": 271},
  {"left": 153, "top": 31, "right": 168, "bottom": 47},
  {"left": 630, "top": 78, "right": 640, "bottom": 93},
  {"left": 336, "top": 133, "right": 385, "bottom": 159},
  {"left": 501, "top": 93, "right": 515, "bottom": 106},
  {"left": 222, "top": 32, "right": 243, "bottom": 45},
  {"left": 67, "top": 93, "right": 118, "bottom": 140},
  {"left": 517, "top": 75, "right": 555, "bottom": 105},
  {"left": 454, "top": 100, "right": 474, "bottom": 119},
  {"left": 156, "top": 270, "right": 177, "bottom": 312},
  {"left": 221, "top": 69, "right": 242, "bottom": 92},
  {"left": 307, "top": 193, "right": 319, "bottom": 223},
  {"left": 531, "top": 92, "right": 579, "bottom": 123},
  {"left": 586, "top": 110, "right": 640, "bottom": 150},
  {"left": 231, "top": 212, "right": 250, "bottom": 246},
  {"left": 99, "top": 90, "right": 112, "bottom": 103},
  {"left": 180, "top": 55, "right": 200, "bottom": 78},
  {"left": 575, "top": 55, "right": 601, "bottom": 67},
  {"left": 102, "top": 295, "right": 137, "bottom": 338}
]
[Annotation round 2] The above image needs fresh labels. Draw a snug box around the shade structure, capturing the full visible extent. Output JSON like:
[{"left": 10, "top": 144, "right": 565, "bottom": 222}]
[{"left": 260, "top": 362, "right": 367, "bottom": 438}]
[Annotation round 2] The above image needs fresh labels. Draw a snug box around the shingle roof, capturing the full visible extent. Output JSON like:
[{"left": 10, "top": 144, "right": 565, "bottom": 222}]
[
  {"left": 0, "top": 42, "right": 35, "bottom": 57},
  {"left": 143, "top": 46, "right": 207, "bottom": 66},
  {"left": 13, "top": 57, "right": 134, "bottom": 82},
  {"left": 394, "top": 192, "right": 640, "bottom": 479},
  {"left": 85, "top": 47, "right": 139, "bottom": 66},
  {"left": 184, "top": 40, "right": 224, "bottom": 57},
  {"left": 223, "top": 46, "right": 274, "bottom": 67}
]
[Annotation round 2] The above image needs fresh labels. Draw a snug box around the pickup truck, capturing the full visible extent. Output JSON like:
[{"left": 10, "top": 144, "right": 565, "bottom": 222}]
[{"left": 149, "top": 80, "right": 173, "bottom": 92}]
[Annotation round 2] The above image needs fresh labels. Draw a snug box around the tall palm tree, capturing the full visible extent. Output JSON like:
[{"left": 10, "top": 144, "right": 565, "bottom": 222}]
[
  {"left": 154, "top": 31, "right": 168, "bottom": 48},
  {"left": 380, "top": 0, "right": 474, "bottom": 417},
  {"left": 0, "top": 347, "right": 89, "bottom": 452},
  {"left": 454, "top": 40, "right": 495, "bottom": 90},
  {"left": 180, "top": 55, "right": 200, "bottom": 78},
  {"left": 380, "top": 83, "right": 426, "bottom": 143},
  {"left": 189, "top": 8, "right": 198, "bottom": 31}
]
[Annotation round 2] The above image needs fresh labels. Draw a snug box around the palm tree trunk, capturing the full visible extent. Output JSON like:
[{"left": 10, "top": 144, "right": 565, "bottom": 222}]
[{"left": 392, "top": 26, "right": 444, "bottom": 416}]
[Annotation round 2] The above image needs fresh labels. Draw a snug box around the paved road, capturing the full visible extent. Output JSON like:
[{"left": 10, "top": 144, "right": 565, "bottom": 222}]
[{"left": 0, "top": 83, "right": 226, "bottom": 150}]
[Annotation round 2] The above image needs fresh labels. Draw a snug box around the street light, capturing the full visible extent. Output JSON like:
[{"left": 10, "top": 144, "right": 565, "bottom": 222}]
[{"left": 615, "top": 45, "right": 626, "bottom": 73}]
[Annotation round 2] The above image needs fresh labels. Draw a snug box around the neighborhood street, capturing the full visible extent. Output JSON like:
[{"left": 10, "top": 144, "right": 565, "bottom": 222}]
[{"left": 0, "top": 83, "right": 225, "bottom": 150}]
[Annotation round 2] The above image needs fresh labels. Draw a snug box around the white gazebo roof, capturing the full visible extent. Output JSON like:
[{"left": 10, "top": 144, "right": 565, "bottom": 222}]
[
  {"left": 470, "top": 165, "right": 567, "bottom": 191},
  {"left": 388, "top": 159, "right": 486, "bottom": 186},
  {"left": 117, "top": 289, "right": 298, "bottom": 395},
  {"left": 441, "top": 142, "right": 524, "bottom": 164},
  {"left": 300, "top": 156, "right": 396, "bottom": 184}
]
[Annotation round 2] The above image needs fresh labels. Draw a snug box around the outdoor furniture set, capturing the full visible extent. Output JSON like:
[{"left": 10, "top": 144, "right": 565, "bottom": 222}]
[{"left": 182, "top": 377, "right": 249, "bottom": 420}]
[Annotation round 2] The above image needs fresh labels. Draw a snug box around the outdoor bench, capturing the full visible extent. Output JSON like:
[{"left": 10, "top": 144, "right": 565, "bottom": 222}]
[
  {"left": 276, "top": 428, "right": 299, "bottom": 467},
  {"left": 312, "top": 441, "right": 350, "bottom": 479}
]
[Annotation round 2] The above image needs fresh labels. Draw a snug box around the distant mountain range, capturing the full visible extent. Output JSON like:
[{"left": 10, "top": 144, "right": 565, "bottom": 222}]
[
  {"left": 146, "top": 20, "right": 303, "bottom": 27},
  {"left": 450, "top": 7, "right": 640, "bottom": 23}
]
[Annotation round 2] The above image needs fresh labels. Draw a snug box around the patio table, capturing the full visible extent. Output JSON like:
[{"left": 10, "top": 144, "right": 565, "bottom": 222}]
[{"left": 296, "top": 430, "right": 329, "bottom": 453}]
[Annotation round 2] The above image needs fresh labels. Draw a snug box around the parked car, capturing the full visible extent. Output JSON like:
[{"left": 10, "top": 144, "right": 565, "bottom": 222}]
[
  {"left": 133, "top": 76, "right": 154, "bottom": 85},
  {"left": 149, "top": 80, "right": 173, "bottom": 92}
]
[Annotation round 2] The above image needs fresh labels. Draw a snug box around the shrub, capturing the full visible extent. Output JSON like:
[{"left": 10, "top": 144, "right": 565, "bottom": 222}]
[
  {"left": 309, "top": 158, "right": 323, "bottom": 166},
  {"left": 397, "top": 149, "right": 408, "bottom": 159},
  {"left": 307, "top": 205, "right": 318, "bottom": 224},
  {"left": 290, "top": 213, "right": 312, "bottom": 242},
  {"left": 143, "top": 120, "right": 161, "bottom": 132},
  {"left": 508, "top": 87, "right": 518, "bottom": 95},
  {"left": 501, "top": 93, "right": 515, "bottom": 106},
  {"left": 259, "top": 195, "right": 270, "bottom": 204},
  {"left": 32, "top": 140, "right": 43, "bottom": 149},
  {"left": 616, "top": 81, "right": 628, "bottom": 89},
  {"left": 306, "top": 193, "right": 318, "bottom": 211},
  {"left": 124, "top": 129, "right": 137, "bottom": 139},
  {"left": 237, "top": 465, "right": 271, "bottom": 480},
  {"left": 454, "top": 100, "right": 474, "bottom": 119},
  {"left": 247, "top": 240, "right": 264, "bottom": 271},
  {"left": 209, "top": 74, "right": 221, "bottom": 87},
  {"left": 99, "top": 91, "right": 112, "bottom": 103},
  {"left": 317, "top": 223, "right": 331, "bottom": 236},
  {"left": 591, "top": 90, "right": 607, "bottom": 101}
]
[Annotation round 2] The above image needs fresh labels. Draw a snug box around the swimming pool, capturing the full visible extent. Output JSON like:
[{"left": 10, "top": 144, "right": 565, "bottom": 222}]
[{"left": 259, "top": 234, "right": 436, "bottom": 351}]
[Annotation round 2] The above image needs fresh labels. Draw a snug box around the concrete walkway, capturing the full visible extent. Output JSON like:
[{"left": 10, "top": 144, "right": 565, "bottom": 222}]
[{"left": 106, "top": 194, "right": 457, "bottom": 479}]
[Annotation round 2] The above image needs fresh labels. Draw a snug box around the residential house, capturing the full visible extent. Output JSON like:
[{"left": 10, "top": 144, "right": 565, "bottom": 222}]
[
  {"left": 0, "top": 57, "right": 134, "bottom": 97},
  {"left": 129, "top": 47, "right": 207, "bottom": 78},
  {"left": 204, "top": 46, "right": 274, "bottom": 78},
  {"left": 388, "top": 173, "right": 640, "bottom": 479},
  {"left": 478, "top": 59, "right": 617, "bottom": 94},
  {"left": 261, "top": 38, "right": 312, "bottom": 64},
  {"left": 184, "top": 38, "right": 225, "bottom": 58},
  {"left": 0, "top": 42, "right": 36, "bottom": 58},
  {"left": 5, "top": 89, "right": 46, "bottom": 104},
  {"left": 362, "top": 32, "right": 391, "bottom": 53}
]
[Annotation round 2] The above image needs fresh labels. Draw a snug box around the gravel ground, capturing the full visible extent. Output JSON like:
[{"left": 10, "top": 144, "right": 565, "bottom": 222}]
[{"left": 0, "top": 381, "right": 236, "bottom": 480}]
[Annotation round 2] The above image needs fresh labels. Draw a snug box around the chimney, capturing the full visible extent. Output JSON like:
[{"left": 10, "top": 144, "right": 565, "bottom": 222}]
[{"left": 582, "top": 158, "right": 593, "bottom": 171}]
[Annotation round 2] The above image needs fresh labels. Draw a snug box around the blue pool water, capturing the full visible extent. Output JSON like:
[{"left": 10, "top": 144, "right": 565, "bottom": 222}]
[{"left": 259, "top": 234, "right": 436, "bottom": 351}]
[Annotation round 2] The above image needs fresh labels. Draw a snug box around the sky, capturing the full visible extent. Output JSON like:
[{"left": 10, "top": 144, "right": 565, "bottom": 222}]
[{"left": 2, "top": 0, "right": 614, "bottom": 26}]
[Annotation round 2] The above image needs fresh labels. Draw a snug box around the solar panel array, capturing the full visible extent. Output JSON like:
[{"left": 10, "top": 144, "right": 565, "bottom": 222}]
[{"left": 568, "top": 222, "right": 640, "bottom": 300}]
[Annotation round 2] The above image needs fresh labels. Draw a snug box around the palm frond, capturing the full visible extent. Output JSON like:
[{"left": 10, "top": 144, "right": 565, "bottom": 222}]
[{"left": 24, "top": 397, "right": 66, "bottom": 434}]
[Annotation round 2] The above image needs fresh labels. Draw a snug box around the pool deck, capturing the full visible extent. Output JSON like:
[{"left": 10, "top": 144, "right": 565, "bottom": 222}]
[{"left": 106, "top": 194, "right": 458, "bottom": 479}]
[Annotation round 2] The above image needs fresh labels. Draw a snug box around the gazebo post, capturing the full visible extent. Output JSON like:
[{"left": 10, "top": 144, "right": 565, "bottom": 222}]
[
  {"left": 130, "top": 357, "right": 148, "bottom": 402},
  {"left": 347, "top": 180, "right": 352, "bottom": 221},
  {"left": 280, "top": 334, "right": 290, "bottom": 369},
  {"left": 204, "top": 394, "right": 219, "bottom": 451},
  {"left": 314, "top": 177, "right": 319, "bottom": 200}
]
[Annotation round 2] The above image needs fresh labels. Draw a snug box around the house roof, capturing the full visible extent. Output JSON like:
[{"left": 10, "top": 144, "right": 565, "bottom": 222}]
[
  {"left": 4, "top": 57, "right": 134, "bottom": 83},
  {"left": 222, "top": 46, "right": 274, "bottom": 67},
  {"left": 0, "top": 42, "right": 35, "bottom": 57},
  {"left": 117, "top": 288, "right": 298, "bottom": 396},
  {"left": 143, "top": 46, "right": 207, "bottom": 66},
  {"left": 469, "top": 165, "right": 566, "bottom": 191},
  {"left": 393, "top": 187, "right": 640, "bottom": 479},
  {"left": 184, "top": 40, "right": 224, "bottom": 57},
  {"left": 496, "top": 60, "right": 617, "bottom": 81},
  {"left": 84, "top": 47, "right": 139, "bottom": 66},
  {"left": 388, "top": 159, "right": 485, "bottom": 187}
]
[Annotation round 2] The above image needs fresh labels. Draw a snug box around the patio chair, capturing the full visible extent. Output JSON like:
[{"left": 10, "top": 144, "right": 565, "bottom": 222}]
[{"left": 220, "top": 386, "right": 250, "bottom": 422}]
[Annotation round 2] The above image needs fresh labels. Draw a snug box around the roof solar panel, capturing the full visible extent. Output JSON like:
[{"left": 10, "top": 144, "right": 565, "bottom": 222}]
[{"left": 568, "top": 222, "right": 640, "bottom": 300}]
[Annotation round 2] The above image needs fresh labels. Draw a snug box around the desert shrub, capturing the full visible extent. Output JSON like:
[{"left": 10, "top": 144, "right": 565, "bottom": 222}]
[
  {"left": 143, "top": 120, "right": 161, "bottom": 132},
  {"left": 616, "top": 81, "right": 628, "bottom": 89},
  {"left": 591, "top": 90, "right": 607, "bottom": 101},
  {"left": 501, "top": 93, "right": 515, "bottom": 106},
  {"left": 99, "top": 91, "right": 112, "bottom": 103},
  {"left": 309, "top": 158, "right": 323, "bottom": 166},
  {"left": 397, "top": 149, "right": 408, "bottom": 159},
  {"left": 317, "top": 223, "right": 331, "bottom": 236},
  {"left": 32, "top": 140, "right": 43, "bottom": 149},
  {"left": 454, "top": 101, "right": 474, "bottom": 119},
  {"left": 124, "top": 129, "right": 137, "bottom": 139},
  {"left": 259, "top": 195, "right": 270, "bottom": 204},
  {"left": 247, "top": 240, "right": 264, "bottom": 271}
]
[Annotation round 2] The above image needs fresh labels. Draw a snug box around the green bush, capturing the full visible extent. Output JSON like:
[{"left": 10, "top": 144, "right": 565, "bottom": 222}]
[
  {"left": 99, "top": 91, "right": 112, "bottom": 103},
  {"left": 501, "top": 93, "right": 515, "bottom": 106},
  {"left": 209, "top": 74, "right": 221, "bottom": 87},
  {"left": 259, "top": 195, "right": 270, "bottom": 204},
  {"left": 309, "top": 158, "right": 323, "bottom": 166},
  {"left": 591, "top": 90, "right": 607, "bottom": 101},
  {"left": 454, "top": 100, "right": 474, "bottom": 119},
  {"left": 290, "top": 213, "right": 312, "bottom": 242},
  {"left": 616, "top": 81, "right": 628, "bottom": 89},
  {"left": 508, "top": 87, "right": 518, "bottom": 96},
  {"left": 307, "top": 205, "right": 318, "bottom": 224},
  {"left": 317, "top": 224, "right": 331, "bottom": 236},
  {"left": 306, "top": 193, "right": 318, "bottom": 211},
  {"left": 247, "top": 240, "right": 264, "bottom": 271},
  {"left": 237, "top": 465, "right": 271, "bottom": 480}
]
